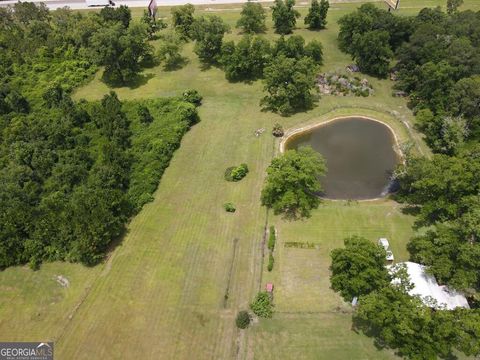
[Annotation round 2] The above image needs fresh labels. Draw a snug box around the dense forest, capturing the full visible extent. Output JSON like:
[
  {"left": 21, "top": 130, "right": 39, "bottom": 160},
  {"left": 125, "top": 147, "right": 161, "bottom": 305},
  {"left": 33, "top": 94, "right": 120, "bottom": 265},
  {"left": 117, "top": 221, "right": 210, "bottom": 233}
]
[
  {"left": 0, "top": 4, "right": 199, "bottom": 268},
  {"left": 333, "top": 4, "right": 480, "bottom": 359},
  {"left": 338, "top": 0, "right": 480, "bottom": 300}
]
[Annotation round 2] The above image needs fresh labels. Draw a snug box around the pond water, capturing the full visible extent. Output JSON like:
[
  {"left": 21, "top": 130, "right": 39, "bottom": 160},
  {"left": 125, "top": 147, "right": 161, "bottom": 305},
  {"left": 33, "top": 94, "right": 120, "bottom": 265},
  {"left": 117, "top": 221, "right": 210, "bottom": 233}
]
[{"left": 285, "top": 117, "right": 400, "bottom": 200}]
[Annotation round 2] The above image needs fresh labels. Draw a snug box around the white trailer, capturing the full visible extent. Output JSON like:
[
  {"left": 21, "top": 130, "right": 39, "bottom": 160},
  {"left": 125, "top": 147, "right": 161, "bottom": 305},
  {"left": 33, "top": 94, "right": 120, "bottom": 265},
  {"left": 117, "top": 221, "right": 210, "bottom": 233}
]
[{"left": 85, "top": 0, "right": 112, "bottom": 7}]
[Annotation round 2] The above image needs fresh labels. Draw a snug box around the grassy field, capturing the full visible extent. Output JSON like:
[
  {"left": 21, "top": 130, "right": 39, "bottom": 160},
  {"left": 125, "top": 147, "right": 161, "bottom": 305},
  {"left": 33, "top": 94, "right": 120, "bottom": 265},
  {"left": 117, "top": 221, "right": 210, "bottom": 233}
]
[{"left": 1, "top": 0, "right": 480, "bottom": 359}]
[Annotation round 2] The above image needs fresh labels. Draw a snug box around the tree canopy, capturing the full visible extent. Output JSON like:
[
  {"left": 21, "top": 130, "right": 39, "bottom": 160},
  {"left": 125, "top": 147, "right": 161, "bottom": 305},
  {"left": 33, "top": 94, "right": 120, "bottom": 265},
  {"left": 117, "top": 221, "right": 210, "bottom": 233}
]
[
  {"left": 0, "top": 4, "right": 200, "bottom": 268},
  {"left": 261, "top": 55, "right": 319, "bottom": 115},
  {"left": 236, "top": 1, "right": 267, "bottom": 34},
  {"left": 220, "top": 35, "right": 271, "bottom": 81},
  {"left": 330, "top": 236, "right": 390, "bottom": 301},
  {"left": 271, "top": 0, "right": 300, "bottom": 35},
  {"left": 304, "top": 0, "right": 329, "bottom": 30},
  {"left": 337, "top": 3, "right": 413, "bottom": 77},
  {"left": 261, "top": 146, "right": 326, "bottom": 218},
  {"left": 191, "top": 15, "right": 230, "bottom": 64},
  {"left": 171, "top": 4, "right": 196, "bottom": 39}
]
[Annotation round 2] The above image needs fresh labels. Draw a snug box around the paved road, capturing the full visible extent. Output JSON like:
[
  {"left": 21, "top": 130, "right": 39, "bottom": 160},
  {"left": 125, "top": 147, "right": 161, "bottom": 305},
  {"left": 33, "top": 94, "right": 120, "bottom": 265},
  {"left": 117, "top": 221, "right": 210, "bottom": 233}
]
[{"left": 0, "top": 0, "right": 277, "bottom": 10}]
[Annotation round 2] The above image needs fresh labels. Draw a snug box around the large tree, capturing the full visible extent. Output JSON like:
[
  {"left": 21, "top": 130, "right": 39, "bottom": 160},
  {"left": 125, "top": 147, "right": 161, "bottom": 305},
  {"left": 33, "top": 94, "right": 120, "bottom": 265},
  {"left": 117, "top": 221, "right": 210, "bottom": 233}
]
[
  {"left": 171, "top": 4, "right": 195, "bottom": 40},
  {"left": 408, "top": 221, "right": 480, "bottom": 293},
  {"left": 236, "top": 1, "right": 267, "bottom": 34},
  {"left": 261, "top": 146, "right": 326, "bottom": 218},
  {"left": 89, "top": 23, "right": 153, "bottom": 85},
  {"left": 191, "top": 15, "right": 229, "bottom": 64},
  {"left": 100, "top": 5, "right": 131, "bottom": 29},
  {"left": 271, "top": 0, "right": 300, "bottom": 35},
  {"left": 395, "top": 147, "right": 480, "bottom": 225},
  {"left": 338, "top": 3, "right": 412, "bottom": 54},
  {"left": 220, "top": 35, "right": 271, "bottom": 81},
  {"left": 273, "top": 35, "right": 323, "bottom": 64},
  {"left": 330, "top": 236, "right": 390, "bottom": 301},
  {"left": 304, "top": 0, "right": 329, "bottom": 30},
  {"left": 157, "top": 31, "right": 186, "bottom": 70},
  {"left": 351, "top": 30, "right": 393, "bottom": 78},
  {"left": 261, "top": 55, "right": 319, "bottom": 115}
]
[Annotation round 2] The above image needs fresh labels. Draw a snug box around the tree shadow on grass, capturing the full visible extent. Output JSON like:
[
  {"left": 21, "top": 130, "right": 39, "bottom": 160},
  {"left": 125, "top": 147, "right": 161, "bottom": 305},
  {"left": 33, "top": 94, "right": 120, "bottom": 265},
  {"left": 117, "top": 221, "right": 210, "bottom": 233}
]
[
  {"left": 260, "top": 96, "right": 320, "bottom": 117},
  {"left": 351, "top": 315, "right": 394, "bottom": 353},
  {"left": 163, "top": 57, "right": 189, "bottom": 72},
  {"left": 102, "top": 73, "right": 155, "bottom": 90},
  {"left": 141, "top": 55, "right": 161, "bottom": 69}
]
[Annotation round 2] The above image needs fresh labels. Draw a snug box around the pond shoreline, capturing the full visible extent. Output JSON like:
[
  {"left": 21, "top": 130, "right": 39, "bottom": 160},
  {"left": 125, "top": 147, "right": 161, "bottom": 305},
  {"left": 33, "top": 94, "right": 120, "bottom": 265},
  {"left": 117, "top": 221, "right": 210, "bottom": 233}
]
[
  {"left": 280, "top": 115, "right": 404, "bottom": 159},
  {"left": 280, "top": 115, "right": 404, "bottom": 202}
]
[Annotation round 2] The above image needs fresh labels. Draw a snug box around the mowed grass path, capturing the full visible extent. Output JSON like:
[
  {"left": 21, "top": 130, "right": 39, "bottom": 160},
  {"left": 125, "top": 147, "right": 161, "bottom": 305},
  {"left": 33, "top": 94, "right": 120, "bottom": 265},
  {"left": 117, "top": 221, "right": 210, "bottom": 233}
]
[{"left": 2, "top": 1, "right": 480, "bottom": 359}]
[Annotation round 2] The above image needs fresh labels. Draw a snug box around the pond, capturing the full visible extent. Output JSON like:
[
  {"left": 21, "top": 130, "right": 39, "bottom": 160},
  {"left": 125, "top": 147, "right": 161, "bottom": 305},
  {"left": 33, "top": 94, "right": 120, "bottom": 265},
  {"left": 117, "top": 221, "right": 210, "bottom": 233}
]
[{"left": 285, "top": 117, "right": 400, "bottom": 200}]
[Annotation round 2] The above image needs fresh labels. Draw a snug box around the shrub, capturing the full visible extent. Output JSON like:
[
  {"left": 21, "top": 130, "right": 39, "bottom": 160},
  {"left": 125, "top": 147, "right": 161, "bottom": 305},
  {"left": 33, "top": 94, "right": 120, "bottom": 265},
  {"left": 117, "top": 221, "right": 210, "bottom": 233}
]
[
  {"left": 235, "top": 310, "right": 251, "bottom": 329},
  {"left": 272, "top": 123, "right": 284, "bottom": 137},
  {"left": 267, "top": 253, "right": 274, "bottom": 271},
  {"left": 231, "top": 163, "right": 249, "bottom": 181},
  {"left": 182, "top": 89, "right": 202, "bottom": 106},
  {"left": 225, "top": 163, "right": 249, "bottom": 182},
  {"left": 250, "top": 291, "right": 274, "bottom": 318},
  {"left": 224, "top": 202, "right": 236, "bottom": 212},
  {"left": 137, "top": 105, "right": 153, "bottom": 124},
  {"left": 268, "top": 226, "right": 276, "bottom": 250}
]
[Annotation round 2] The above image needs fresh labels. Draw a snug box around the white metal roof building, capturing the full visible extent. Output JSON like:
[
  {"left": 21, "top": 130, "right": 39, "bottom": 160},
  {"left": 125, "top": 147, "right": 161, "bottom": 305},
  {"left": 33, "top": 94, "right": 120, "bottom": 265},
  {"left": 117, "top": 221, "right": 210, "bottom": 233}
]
[
  {"left": 378, "top": 238, "right": 390, "bottom": 250},
  {"left": 391, "top": 262, "right": 470, "bottom": 310}
]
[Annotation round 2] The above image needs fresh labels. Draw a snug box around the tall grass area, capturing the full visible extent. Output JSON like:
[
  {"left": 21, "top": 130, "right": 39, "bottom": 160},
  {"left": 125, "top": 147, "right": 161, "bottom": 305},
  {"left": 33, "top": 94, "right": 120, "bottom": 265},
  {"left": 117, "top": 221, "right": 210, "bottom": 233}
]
[{"left": 2, "top": 1, "right": 479, "bottom": 359}]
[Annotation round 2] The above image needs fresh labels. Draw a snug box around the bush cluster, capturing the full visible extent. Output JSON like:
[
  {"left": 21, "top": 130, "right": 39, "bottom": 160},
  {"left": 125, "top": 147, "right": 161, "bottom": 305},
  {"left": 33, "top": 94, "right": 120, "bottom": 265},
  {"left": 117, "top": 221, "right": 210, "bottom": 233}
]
[
  {"left": 225, "top": 163, "right": 249, "bottom": 182},
  {"left": 272, "top": 123, "right": 284, "bottom": 137},
  {"left": 250, "top": 292, "right": 274, "bottom": 318}
]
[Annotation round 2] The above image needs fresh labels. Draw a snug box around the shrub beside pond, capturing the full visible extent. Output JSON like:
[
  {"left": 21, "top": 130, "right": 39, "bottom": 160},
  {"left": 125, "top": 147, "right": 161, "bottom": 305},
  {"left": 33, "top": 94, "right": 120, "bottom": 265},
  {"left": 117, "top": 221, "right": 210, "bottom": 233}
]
[
  {"left": 272, "top": 123, "right": 284, "bottom": 137},
  {"left": 225, "top": 163, "right": 249, "bottom": 182}
]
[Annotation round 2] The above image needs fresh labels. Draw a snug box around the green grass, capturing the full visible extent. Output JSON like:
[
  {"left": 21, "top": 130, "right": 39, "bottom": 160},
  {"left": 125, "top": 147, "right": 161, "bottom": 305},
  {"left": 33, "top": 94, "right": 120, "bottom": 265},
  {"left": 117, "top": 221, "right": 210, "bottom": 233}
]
[
  {"left": 2, "top": 1, "right": 479, "bottom": 359},
  {"left": 252, "top": 313, "right": 397, "bottom": 360},
  {"left": 262, "top": 201, "right": 415, "bottom": 314}
]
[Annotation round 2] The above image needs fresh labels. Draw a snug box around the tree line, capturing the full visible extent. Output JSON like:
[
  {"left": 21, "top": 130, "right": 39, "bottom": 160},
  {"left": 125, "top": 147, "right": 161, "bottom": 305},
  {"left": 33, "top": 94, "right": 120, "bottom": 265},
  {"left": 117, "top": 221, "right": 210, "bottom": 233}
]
[
  {"left": 168, "top": 1, "right": 328, "bottom": 115},
  {"left": 330, "top": 3, "right": 480, "bottom": 358},
  {"left": 0, "top": 4, "right": 200, "bottom": 268}
]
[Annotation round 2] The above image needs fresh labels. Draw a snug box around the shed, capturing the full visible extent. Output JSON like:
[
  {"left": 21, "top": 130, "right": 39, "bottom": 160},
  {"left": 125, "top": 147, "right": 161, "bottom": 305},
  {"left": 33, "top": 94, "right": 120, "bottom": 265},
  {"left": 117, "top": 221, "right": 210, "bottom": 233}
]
[
  {"left": 265, "top": 283, "right": 274, "bottom": 293},
  {"left": 391, "top": 262, "right": 469, "bottom": 310}
]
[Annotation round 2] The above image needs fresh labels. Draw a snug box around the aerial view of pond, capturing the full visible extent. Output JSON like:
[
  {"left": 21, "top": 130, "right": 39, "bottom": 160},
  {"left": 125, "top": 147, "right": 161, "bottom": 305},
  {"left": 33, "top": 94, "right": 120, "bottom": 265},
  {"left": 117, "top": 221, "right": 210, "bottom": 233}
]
[{"left": 285, "top": 117, "right": 400, "bottom": 200}]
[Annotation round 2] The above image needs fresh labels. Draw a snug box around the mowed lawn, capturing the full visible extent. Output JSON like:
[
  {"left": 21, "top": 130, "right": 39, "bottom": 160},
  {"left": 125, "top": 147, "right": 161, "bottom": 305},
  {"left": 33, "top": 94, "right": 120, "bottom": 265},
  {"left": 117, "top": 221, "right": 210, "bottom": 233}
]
[{"left": 2, "top": 1, "right": 480, "bottom": 359}]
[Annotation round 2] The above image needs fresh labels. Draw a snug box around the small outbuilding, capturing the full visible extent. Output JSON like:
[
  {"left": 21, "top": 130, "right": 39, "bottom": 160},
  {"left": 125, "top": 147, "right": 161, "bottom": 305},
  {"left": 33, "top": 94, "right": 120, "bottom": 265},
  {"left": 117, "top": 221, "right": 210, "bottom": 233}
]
[
  {"left": 266, "top": 283, "right": 274, "bottom": 293},
  {"left": 391, "top": 262, "right": 470, "bottom": 310}
]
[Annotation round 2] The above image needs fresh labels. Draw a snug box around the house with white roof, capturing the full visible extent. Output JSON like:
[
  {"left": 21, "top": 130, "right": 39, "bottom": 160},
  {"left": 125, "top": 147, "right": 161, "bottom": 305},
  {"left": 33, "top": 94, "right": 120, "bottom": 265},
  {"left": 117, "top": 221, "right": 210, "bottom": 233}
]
[{"left": 391, "top": 262, "right": 470, "bottom": 310}]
